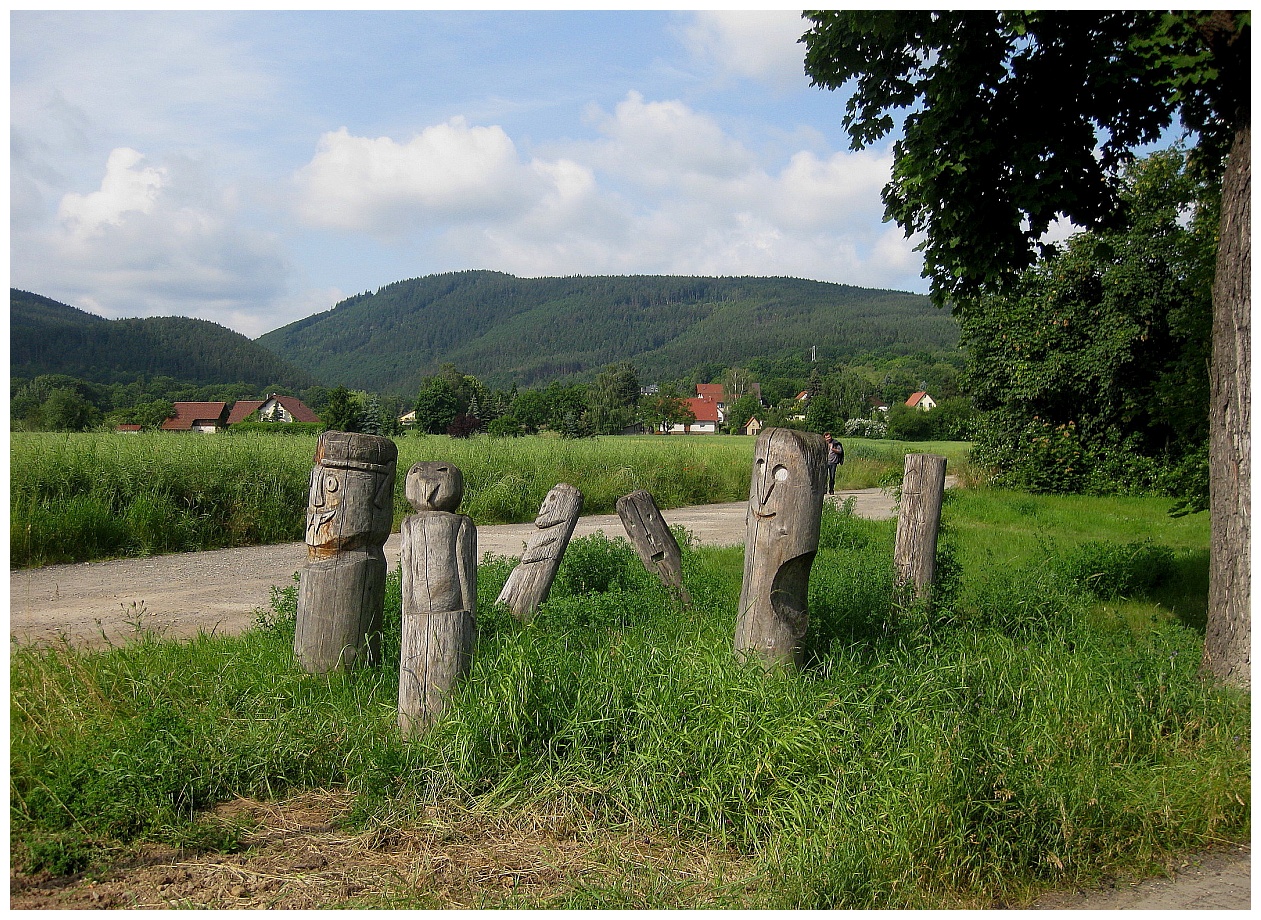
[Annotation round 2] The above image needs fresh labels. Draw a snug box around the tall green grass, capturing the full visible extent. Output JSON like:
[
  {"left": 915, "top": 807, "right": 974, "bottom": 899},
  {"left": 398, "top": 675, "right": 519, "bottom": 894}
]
[
  {"left": 10, "top": 499, "right": 1247, "bottom": 907},
  {"left": 10, "top": 431, "right": 959, "bottom": 567}
]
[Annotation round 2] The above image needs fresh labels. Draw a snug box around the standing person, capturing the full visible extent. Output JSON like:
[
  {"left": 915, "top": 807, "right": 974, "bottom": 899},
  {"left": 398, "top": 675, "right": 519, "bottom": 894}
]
[{"left": 823, "top": 432, "right": 844, "bottom": 494}]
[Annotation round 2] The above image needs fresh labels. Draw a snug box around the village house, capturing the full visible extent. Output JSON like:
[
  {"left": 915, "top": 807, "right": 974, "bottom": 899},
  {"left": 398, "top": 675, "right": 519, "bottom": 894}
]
[
  {"left": 672, "top": 395, "right": 721, "bottom": 434},
  {"left": 161, "top": 402, "right": 229, "bottom": 432},
  {"left": 905, "top": 391, "right": 937, "bottom": 412},
  {"left": 665, "top": 384, "right": 729, "bottom": 434},
  {"left": 226, "top": 394, "right": 320, "bottom": 425}
]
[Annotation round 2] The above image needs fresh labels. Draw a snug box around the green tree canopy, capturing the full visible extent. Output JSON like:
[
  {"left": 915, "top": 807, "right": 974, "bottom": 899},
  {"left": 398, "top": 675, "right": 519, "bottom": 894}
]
[
  {"left": 965, "top": 150, "right": 1214, "bottom": 497},
  {"left": 803, "top": 10, "right": 1250, "bottom": 684}
]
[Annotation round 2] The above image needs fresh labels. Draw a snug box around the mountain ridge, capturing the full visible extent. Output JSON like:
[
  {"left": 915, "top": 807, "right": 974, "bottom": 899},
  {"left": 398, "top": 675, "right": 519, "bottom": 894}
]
[
  {"left": 257, "top": 270, "right": 958, "bottom": 393},
  {"left": 10, "top": 289, "right": 317, "bottom": 391}
]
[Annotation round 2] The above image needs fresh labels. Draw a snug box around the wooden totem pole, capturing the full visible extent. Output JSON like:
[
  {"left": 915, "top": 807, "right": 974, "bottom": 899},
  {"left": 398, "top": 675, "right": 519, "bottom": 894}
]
[
  {"left": 398, "top": 461, "right": 477, "bottom": 736},
  {"left": 294, "top": 431, "right": 397, "bottom": 673},
  {"left": 893, "top": 453, "right": 948, "bottom": 602},
  {"left": 616, "top": 489, "right": 690, "bottom": 605},
  {"left": 496, "top": 483, "right": 583, "bottom": 622},
  {"left": 733, "top": 427, "right": 827, "bottom": 669}
]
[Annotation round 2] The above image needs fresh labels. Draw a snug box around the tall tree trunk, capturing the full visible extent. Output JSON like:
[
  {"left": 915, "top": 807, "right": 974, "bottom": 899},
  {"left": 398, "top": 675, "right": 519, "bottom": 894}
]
[{"left": 1203, "top": 121, "right": 1250, "bottom": 688}]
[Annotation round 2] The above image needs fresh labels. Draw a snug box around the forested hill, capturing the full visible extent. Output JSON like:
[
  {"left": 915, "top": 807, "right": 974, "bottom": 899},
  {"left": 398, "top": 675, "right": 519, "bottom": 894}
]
[
  {"left": 258, "top": 271, "right": 957, "bottom": 392},
  {"left": 10, "top": 290, "right": 317, "bottom": 390}
]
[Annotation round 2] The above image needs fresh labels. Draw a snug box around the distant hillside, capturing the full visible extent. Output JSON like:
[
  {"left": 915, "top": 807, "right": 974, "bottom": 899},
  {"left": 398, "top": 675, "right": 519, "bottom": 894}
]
[
  {"left": 258, "top": 271, "right": 957, "bottom": 392},
  {"left": 10, "top": 290, "right": 317, "bottom": 390}
]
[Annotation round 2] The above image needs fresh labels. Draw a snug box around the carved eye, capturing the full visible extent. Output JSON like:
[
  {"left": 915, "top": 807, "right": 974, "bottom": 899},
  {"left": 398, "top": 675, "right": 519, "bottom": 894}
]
[
  {"left": 324, "top": 476, "right": 339, "bottom": 493},
  {"left": 773, "top": 465, "right": 789, "bottom": 482}
]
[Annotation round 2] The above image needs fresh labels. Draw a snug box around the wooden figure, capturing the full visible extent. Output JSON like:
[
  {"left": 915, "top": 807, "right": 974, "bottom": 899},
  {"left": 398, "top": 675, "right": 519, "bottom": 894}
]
[
  {"left": 616, "top": 489, "right": 690, "bottom": 605},
  {"left": 893, "top": 453, "right": 948, "bottom": 602},
  {"left": 398, "top": 461, "right": 477, "bottom": 735},
  {"left": 294, "top": 431, "right": 397, "bottom": 673},
  {"left": 496, "top": 483, "right": 583, "bottom": 622},
  {"left": 733, "top": 427, "right": 827, "bottom": 669}
]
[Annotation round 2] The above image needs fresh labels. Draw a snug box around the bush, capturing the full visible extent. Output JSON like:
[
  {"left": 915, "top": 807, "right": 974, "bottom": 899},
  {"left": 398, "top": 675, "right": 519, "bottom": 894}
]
[
  {"left": 844, "top": 417, "right": 888, "bottom": 439},
  {"left": 1058, "top": 539, "right": 1176, "bottom": 600}
]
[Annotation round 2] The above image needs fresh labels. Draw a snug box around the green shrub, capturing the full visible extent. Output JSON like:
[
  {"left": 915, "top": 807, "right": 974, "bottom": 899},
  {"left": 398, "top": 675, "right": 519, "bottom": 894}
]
[{"left": 1058, "top": 540, "right": 1176, "bottom": 600}]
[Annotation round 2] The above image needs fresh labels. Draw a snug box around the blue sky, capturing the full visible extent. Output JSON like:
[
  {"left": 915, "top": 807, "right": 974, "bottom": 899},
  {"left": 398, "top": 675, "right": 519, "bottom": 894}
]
[{"left": 11, "top": 9, "right": 930, "bottom": 338}]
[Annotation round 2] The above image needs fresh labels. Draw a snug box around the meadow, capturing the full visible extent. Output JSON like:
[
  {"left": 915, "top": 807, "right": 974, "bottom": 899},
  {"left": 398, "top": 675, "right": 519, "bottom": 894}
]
[
  {"left": 9, "top": 481, "right": 1247, "bottom": 908},
  {"left": 9, "top": 430, "right": 967, "bottom": 567}
]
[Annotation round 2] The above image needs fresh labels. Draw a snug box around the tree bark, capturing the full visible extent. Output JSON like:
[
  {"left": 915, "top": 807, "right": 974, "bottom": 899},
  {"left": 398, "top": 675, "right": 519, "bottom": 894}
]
[
  {"left": 1204, "top": 121, "right": 1251, "bottom": 689},
  {"left": 616, "top": 489, "right": 690, "bottom": 605},
  {"left": 893, "top": 453, "right": 947, "bottom": 603}
]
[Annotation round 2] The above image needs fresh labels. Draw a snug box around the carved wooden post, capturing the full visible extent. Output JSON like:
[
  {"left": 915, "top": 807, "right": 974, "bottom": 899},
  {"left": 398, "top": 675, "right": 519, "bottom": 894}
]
[
  {"left": 733, "top": 427, "right": 827, "bottom": 669},
  {"left": 496, "top": 483, "right": 583, "bottom": 622},
  {"left": 294, "top": 431, "right": 397, "bottom": 673},
  {"left": 616, "top": 489, "right": 691, "bottom": 605},
  {"left": 894, "top": 453, "right": 948, "bottom": 602},
  {"left": 398, "top": 461, "right": 477, "bottom": 736}
]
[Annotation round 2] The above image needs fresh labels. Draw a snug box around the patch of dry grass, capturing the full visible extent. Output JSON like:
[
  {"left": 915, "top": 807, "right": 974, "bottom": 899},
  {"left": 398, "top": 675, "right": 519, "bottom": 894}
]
[{"left": 11, "top": 791, "right": 765, "bottom": 910}]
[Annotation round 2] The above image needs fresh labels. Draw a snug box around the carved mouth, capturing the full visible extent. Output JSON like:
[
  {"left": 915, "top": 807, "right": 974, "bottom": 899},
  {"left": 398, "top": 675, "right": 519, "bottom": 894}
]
[
  {"left": 754, "top": 509, "right": 777, "bottom": 519},
  {"left": 306, "top": 509, "right": 337, "bottom": 541}
]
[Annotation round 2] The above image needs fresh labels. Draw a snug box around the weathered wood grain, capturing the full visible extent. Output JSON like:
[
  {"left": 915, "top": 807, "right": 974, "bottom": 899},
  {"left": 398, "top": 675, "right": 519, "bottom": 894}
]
[
  {"left": 294, "top": 431, "right": 397, "bottom": 673},
  {"left": 398, "top": 462, "right": 477, "bottom": 736},
  {"left": 893, "top": 453, "right": 947, "bottom": 602},
  {"left": 733, "top": 427, "right": 827, "bottom": 668},
  {"left": 496, "top": 483, "right": 583, "bottom": 622},
  {"left": 616, "top": 489, "right": 690, "bottom": 605}
]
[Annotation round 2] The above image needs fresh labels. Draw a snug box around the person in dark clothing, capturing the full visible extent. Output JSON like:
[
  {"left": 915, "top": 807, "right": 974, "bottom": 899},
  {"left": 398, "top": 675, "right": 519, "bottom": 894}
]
[{"left": 823, "top": 432, "right": 844, "bottom": 494}]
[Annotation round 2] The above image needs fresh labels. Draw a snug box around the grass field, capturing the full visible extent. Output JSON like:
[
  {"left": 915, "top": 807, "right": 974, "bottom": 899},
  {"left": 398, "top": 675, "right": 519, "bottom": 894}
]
[
  {"left": 9, "top": 485, "right": 1246, "bottom": 908},
  {"left": 9, "top": 430, "right": 970, "bottom": 567}
]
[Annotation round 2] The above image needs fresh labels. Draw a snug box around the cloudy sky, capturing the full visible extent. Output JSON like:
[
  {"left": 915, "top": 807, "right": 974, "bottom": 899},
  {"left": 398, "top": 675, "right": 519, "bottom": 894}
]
[{"left": 11, "top": 8, "right": 928, "bottom": 339}]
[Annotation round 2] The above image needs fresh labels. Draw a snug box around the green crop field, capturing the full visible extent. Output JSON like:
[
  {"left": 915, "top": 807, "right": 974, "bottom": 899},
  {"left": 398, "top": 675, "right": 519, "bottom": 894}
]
[{"left": 9, "top": 431, "right": 968, "bottom": 567}]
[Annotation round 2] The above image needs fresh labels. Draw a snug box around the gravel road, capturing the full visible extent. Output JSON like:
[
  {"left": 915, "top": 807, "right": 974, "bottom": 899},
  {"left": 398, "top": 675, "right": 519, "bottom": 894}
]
[{"left": 9, "top": 489, "right": 893, "bottom": 649}]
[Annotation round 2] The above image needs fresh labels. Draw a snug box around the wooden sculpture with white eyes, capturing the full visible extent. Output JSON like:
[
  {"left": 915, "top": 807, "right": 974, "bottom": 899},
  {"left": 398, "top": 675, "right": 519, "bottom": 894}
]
[
  {"left": 398, "top": 461, "right": 477, "bottom": 735},
  {"left": 733, "top": 427, "right": 828, "bottom": 669}
]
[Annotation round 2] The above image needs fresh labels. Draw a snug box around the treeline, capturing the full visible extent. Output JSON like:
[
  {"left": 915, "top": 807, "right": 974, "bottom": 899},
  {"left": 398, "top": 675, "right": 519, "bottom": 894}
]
[
  {"left": 318, "top": 351, "right": 974, "bottom": 442},
  {"left": 8, "top": 375, "right": 323, "bottom": 433},
  {"left": 256, "top": 272, "right": 959, "bottom": 393}
]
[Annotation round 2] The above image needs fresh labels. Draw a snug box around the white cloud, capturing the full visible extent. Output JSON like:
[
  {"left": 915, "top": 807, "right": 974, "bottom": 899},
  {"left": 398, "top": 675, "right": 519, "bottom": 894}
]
[
  {"left": 12, "top": 148, "right": 292, "bottom": 335},
  {"left": 58, "top": 148, "right": 166, "bottom": 237},
  {"left": 292, "top": 121, "right": 546, "bottom": 233},
  {"left": 677, "top": 10, "right": 810, "bottom": 88},
  {"left": 422, "top": 93, "right": 922, "bottom": 292},
  {"left": 584, "top": 91, "right": 756, "bottom": 185}
]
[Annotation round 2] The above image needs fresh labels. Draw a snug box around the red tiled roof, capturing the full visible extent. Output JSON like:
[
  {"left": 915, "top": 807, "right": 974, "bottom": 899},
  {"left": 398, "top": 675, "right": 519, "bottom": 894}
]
[
  {"left": 686, "top": 396, "right": 721, "bottom": 423},
  {"left": 695, "top": 383, "right": 725, "bottom": 402},
  {"left": 160, "top": 402, "right": 228, "bottom": 430},
  {"left": 226, "top": 400, "right": 265, "bottom": 424},
  {"left": 262, "top": 394, "right": 320, "bottom": 423},
  {"left": 906, "top": 391, "right": 929, "bottom": 407}
]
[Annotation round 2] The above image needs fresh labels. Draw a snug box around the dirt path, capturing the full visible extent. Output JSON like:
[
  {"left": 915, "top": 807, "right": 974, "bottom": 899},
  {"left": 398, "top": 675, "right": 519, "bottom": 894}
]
[{"left": 9, "top": 489, "right": 894, "bottom": 649}]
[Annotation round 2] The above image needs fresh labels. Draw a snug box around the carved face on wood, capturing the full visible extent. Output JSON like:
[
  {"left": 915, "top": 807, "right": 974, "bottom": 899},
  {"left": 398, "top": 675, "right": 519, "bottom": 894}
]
[
  {"left": 406, "top": 462, "right": 464, "bottom": 513},
  {"left": 305, "top": 432, "right": 397, "bottom": 552},
  {"left": 747, "top": 427, "right": 826, "bottom": 552},
  {"left": 534, "top": 483, "right": 579, "bottom": 528}
]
